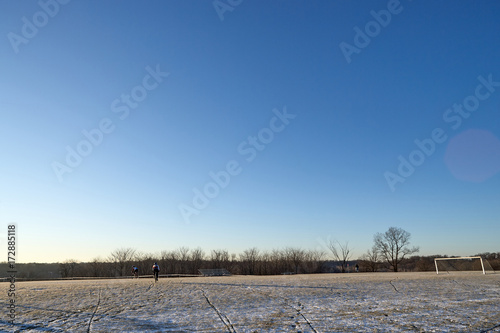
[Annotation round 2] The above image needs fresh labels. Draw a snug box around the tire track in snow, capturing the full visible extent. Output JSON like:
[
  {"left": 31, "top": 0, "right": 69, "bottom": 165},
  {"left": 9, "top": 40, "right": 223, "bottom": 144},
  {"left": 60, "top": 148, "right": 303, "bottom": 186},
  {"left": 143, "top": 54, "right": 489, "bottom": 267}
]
[
  {"left": 201, "top": 289, "right": 238, "bottom": 333},
  {"left": 480, "top": 322, "right": 500, "bottom": 333},
  {"left": 389, "top": 280, "right": 399, "bottom": 293},
  {"left": 86, "top": 288, "right": 101, "bottom": 333},
  {"left": 289, "top": 301, "right": 319, "bottom": 333},
  {"left": 248, "top": 286, "right": 320, "bottom": 333},
  {"left": 145, "top": 282, "right": 155, "bottom": 292},
  {"left": 446, "top": 279, "right": 485, "bottom": 328}
]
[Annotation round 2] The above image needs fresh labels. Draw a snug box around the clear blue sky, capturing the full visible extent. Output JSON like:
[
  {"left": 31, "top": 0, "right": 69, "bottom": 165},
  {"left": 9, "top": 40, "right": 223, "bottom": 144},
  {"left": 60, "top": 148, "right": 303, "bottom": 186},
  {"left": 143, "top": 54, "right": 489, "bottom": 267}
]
[{"left": 1, "top": 0, "right": 499, "bottom": 263}]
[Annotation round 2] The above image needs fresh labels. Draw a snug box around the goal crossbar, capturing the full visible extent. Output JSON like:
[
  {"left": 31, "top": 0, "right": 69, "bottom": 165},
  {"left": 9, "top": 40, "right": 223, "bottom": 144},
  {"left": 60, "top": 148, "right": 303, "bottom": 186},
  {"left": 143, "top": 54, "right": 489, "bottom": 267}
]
[{"left": 434, "top": 256, "right": 485, "bottom": 274}]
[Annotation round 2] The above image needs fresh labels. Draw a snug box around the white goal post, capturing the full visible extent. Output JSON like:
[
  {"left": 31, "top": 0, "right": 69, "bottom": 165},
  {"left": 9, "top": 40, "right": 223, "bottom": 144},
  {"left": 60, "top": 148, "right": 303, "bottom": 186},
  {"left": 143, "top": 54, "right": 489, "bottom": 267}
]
[{"left": 434, "top": 256, "right": 486, "bottom": 274}]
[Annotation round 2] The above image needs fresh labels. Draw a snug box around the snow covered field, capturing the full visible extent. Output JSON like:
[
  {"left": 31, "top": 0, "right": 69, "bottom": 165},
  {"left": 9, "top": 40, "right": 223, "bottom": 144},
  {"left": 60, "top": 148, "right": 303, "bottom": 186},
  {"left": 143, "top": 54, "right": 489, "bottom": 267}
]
[{"left": 2, "top": 272, "right": 499, "bottom": 332}]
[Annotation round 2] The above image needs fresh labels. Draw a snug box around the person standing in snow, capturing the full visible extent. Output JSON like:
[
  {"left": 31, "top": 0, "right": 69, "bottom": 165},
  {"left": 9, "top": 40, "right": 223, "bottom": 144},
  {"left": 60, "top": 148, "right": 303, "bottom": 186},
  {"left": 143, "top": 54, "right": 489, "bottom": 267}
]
[{"left": 152, "top": 262, "right": 160, "bottom": 282}]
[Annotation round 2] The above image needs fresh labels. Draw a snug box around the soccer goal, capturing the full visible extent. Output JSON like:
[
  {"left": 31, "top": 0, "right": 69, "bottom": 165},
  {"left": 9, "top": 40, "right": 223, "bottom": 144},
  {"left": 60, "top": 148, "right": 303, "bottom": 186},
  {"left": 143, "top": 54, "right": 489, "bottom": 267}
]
[{"left": 434, "top": 256, "right": 494, "bottom": 274}]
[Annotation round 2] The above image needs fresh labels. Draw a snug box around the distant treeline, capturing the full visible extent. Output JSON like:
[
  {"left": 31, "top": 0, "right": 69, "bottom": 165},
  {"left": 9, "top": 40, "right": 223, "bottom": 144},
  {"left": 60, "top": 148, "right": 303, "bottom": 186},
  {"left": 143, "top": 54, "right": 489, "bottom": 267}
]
[{"left": 1, "top": 249, "right": 498, "bottom": 280}]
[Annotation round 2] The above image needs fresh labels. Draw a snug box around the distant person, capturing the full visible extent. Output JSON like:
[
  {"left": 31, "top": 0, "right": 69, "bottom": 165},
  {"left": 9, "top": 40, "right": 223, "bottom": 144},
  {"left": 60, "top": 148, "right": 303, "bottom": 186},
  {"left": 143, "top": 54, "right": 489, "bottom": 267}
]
[
  {"left": 152, "top": 262, "right": 160, "bottom": 282},
  {"left": 132, "top": 266, "right": 139, "bottom": 278},
  {"left": 355, "top": 264, "right": 359, "bottom": 273}
]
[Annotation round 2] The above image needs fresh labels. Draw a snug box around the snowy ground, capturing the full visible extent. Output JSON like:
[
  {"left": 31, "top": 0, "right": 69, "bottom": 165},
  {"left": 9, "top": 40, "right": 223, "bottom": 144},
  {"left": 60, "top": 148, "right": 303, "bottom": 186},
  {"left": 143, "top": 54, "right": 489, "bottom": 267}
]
[{"left": 1, "top": 272, "right": 500, "bottom": 332}]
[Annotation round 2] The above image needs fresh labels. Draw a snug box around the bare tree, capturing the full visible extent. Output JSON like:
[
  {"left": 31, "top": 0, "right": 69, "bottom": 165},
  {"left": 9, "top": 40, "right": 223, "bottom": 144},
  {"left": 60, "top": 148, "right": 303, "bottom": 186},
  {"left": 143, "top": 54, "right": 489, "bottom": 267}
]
[
  {"left": 240, "top": 247, "right": 260, "bottom": 275},
  {"left": 327, "top": 240, "right": 352, "bottom": 273},
  {"left": 374, "top": 227, "right": 419, "bottom": 272},
  {"left": 258, "top": 251, "right": 272, "bottom": 275},
  {"left": 210, "top": 249, "right": 229, "bottom": 269},
  {"left": 134, "top": 251, "right": 154, "bottom": 277},
  {"left": 161, "top": 250, "right": 178, "bottom": 274},
  {"left": 359, "top": 246, "right": 380, "bottom": 272},
  {"left": 59, "top": 259, "right": 78, "bottom": 278},
  {"left": 108, "top": 248, "right": 136, "bottom": 276},
  {"left": 303, "top": 249, "right": 326, "bottom": 273},
  {"left": 176, "top": 247, "right": 190, "bottom": 273},
  {"left": 285, "top": 247, "right": 305, "bottom": 274},
  {"left": 189, "top": 247, "right": 205, "bottom": 274},
  {"left": 89, "top": 257, "right": 108, "bottom": 277},
  {"left": 269, "top": 249, "right": 286, "bottom": 274}
]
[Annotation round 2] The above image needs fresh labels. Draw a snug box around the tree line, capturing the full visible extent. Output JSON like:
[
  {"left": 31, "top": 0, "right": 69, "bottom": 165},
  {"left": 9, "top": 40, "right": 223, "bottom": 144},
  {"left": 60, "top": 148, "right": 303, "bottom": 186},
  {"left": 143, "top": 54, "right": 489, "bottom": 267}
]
[
  {"left": 58, "top": 247, "right": 327, "bottom": 278},
  {"left": 2, "top": 227, "right": 498, "bottom": 279}
]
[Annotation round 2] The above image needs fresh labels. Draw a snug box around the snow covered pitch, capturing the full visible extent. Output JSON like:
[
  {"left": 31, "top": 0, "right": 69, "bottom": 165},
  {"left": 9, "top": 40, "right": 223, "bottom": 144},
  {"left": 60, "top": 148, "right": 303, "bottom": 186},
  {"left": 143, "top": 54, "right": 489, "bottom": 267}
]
[{"left": 2, "top": 272, "right": 500, "bottom": 332}]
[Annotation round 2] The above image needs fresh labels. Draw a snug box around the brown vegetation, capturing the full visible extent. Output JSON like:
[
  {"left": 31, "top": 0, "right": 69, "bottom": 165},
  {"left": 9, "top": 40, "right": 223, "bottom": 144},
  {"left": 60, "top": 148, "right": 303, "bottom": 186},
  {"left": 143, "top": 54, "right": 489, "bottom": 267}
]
[{"left": 1, "top": 227, "right": 497, "bottom": 280}]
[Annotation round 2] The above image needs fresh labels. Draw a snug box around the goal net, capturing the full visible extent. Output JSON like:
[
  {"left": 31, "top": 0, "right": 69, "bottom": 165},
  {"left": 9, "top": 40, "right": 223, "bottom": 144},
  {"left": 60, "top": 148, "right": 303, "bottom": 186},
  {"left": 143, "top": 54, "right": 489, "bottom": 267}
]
[{"left": 434, "top": 256, "right": 495, "bottom": 274}]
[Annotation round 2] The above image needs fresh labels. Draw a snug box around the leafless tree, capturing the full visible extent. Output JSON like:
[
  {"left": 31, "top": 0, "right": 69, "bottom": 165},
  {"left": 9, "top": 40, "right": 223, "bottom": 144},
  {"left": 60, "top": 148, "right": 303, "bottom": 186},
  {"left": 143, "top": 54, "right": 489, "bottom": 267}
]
[
  {"left": 161, "top": 250, "right": 178, "bottom": 274},
  {"left": 88, "top": 257, "right": 108, "bottom": 277},
  {"left": 256, "top": 251, "right": 271, "bottom": 275},
  {"left": 176, "top": 247, "right": 190, "bottom": 259},
  {"left": 269, "top": 249, "right": 284, "bottom": 274},
  {"left": 59, "top": 259, "right": 78, "bottom": 278},
  {"left": 189, "top": 247, "right": 205, "bottom": 274},
  {"left": 359, "top": 246, "right": 380, "bottom": 272},
  {"left": 108, "top": 248, "right": 136, "bottom": 276},
  {"left": 285, "top": 247, "right": 305, "bottom": 274},
  {"left": 327, "top": 240, "right": 352, "bottom": 273},
  {"left": 240, "top": 247, "right": 260, "bottom": 275},
  {"left": 134, "top": 251, "right": 154, "bottom": 277},
  {"left": 374, "top": 227, "right": 419, "bottom": 272},
  {"left": 176, "top": 247, "right": 190, "bottom": 273},
  {"left": 303, "top": 249, "right": 326, "bottom": 273},
  {"left": 210, "top": 249, "right": 229, "bottom": 269}
]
